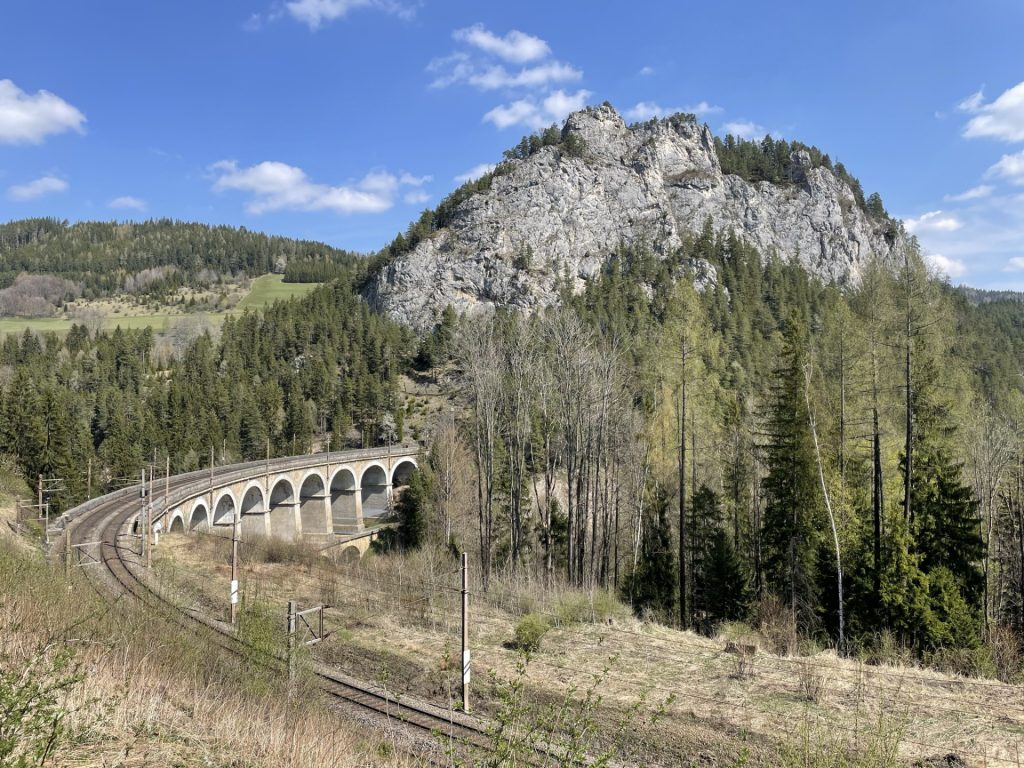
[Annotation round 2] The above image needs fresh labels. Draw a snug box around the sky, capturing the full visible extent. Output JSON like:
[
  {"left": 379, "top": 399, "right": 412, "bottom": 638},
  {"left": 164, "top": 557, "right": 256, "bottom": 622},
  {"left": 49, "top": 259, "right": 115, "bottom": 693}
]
[{"left": 1, "top": 0, "right": 1023, "bottom": 290}]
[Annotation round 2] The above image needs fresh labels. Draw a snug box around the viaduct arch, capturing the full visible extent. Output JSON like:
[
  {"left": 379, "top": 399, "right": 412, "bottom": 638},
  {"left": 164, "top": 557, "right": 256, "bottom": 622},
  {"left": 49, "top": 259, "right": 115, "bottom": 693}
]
[{"left": 159, "top": 447, "right": 418, "bottom": 548}]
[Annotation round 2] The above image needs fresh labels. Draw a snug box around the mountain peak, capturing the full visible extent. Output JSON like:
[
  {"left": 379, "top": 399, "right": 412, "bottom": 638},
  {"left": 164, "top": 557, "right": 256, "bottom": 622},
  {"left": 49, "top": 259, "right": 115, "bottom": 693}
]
[{"left": 366, "top": 104, "right": 902, "bottom": 330}]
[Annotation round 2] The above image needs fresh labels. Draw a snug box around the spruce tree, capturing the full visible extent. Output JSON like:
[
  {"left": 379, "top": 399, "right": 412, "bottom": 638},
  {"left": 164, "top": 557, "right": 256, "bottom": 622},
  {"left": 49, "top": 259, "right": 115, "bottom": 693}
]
[
  {"left": 761, "top": 311, "right": 823, "bottom": 630},
  {"left": 703, "top": 528, "right": 749, "bottom": 628},
  {"left": 625, "top": 484, "right": 677, "bottom": 622}
]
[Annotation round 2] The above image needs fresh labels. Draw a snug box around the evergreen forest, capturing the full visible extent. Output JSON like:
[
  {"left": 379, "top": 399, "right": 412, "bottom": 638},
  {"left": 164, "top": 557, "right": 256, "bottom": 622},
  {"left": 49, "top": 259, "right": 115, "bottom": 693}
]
[{"left": 0, "top": 218, "right": 359, "bottom": 302}]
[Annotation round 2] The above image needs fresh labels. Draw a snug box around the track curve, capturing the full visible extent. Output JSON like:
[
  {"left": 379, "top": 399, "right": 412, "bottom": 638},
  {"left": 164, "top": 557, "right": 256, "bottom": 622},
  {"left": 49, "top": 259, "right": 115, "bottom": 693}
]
[{"left": 61, "top": 459, "right": 496, "bottom": 761}]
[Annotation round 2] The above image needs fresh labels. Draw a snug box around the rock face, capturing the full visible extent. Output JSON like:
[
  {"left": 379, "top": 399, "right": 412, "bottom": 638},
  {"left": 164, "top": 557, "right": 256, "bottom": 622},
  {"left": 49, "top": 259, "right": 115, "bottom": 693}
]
[{"left": 367, "top": 104, "right": 899, "bottom": 330}]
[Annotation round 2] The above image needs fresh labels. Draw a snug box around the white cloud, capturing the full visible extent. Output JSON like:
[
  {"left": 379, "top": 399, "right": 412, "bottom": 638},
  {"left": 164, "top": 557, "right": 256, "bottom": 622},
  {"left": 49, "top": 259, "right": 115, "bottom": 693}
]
[
  {"left": 432, "top": 25, "right": 588, "bottom": 131},
  {"left": 960, "top": 81, "right": 1024, "bottom": 142},
  {"left": 453, "top": 24, "right": 550, "bottom": 63},
  {"left": 1004, "top": 256, "right": 1024, "bottom": 272},
  {"left": 284, "top": 0, "right": 410, "bottom": 29},
  {"left": 958, "top": 89, "right": 985, "bottom": 113},
  {"left": 210, "top": 160, "right": 424, "bottom": 214},
  {"left": 721, "top": 120, "right": 767, "bottom": 140},
  {"left": 903, "top": 210, "right": 963, "bottom": 234},
  {"left": 541, "top": 89, "right": 590, "bottom": 123},
  {"left": 639, "top": 66, "right": 655, "bottom": 77},
  {"left": 944, "top": 184, "right": 993, "bottom": 202},
  {"left": 7, "top": 175, "right": 68, "bottom": 201},
  {"left": 484, "top": 89, "right": 591, "bottom": 130},
  {"left": 908, "top": 191, "right": 1024, "bottom": 290},
  {"left": 399, "top": 172, "right": 431, "bottom": 186},
  {"left": 427, "top": 53, "right": 472, "bottom": 89},
  {"left": 986, "top": 150, "right": 1024, "bottom": 185},
  {"left": 454, "top": 163, "right": 496, "bottom": 183},
  {"left": 468, "top": 61, "right": 581, "bottom": 91},
  {"left": 483, "top": 100, "right": 539, "bottom": 130},
  {"left": 109, "top": 196, "right": 146, "bottom": 211},
  {"left": 0, "top": 79, "right": 86, "bottom": 145},
  {"left": 926, "top": 253, "right": 968, "bottom": 279},
  {"left": 625, "top": 100, "right": 722, "bottom": 122},
  {"left": 403, "top": 190, "right": 431, "bottom": 205}
]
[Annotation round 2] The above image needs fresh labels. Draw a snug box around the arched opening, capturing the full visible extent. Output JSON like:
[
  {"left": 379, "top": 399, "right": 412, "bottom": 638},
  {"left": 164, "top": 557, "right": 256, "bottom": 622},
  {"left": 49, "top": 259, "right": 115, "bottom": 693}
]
[
  {"left": 169, "top": 514, "right": 185, "bottom": 534},
  {"left": 340, "top": 545, "right": 360, "bottom": 564},
  {"left": 391, "top": 459, "right": 417, "bottom": 489},
  {"left": 240, "top": 485, "right": 267, "bottom": 540},
  {"left": 188, "top": 502, "right": 210, "bottom": 532},
  {"left": 269, "top": 479, "right": 296, "bottom": 540},
  {"left": 360, "top": 464, "right": 390, "bottom": 523},
  {"left": 329, "top": 468, "right": 359, "bottom": 534},
  {"left": 299, "top": 473, "right": 329, "bottom": 535},
  {"left": 213, "top": 492, "right": 236, "bottom": 527}
]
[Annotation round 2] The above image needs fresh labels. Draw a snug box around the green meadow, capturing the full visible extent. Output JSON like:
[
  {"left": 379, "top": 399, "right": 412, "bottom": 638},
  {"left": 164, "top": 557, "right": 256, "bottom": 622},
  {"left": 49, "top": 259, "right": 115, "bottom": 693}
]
[{"left": 0, "top": 275, "right": 320, "bottom": 336}]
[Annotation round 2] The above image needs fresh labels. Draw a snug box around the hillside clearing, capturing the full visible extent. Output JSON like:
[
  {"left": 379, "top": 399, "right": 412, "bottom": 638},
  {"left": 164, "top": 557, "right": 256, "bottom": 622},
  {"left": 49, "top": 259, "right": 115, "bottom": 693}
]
[{"left": 0, "top": 274, "right": 320, "bottom": 336}]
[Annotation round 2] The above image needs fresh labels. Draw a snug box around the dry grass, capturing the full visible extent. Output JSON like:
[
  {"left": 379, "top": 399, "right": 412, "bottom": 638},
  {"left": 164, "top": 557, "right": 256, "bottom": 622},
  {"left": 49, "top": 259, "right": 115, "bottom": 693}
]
[
  {"left": 151, "top": 533, "right": 1024, "bottom": 767},
  {"left": 0, "top": 526, "right": 412, "bottom": 767}
]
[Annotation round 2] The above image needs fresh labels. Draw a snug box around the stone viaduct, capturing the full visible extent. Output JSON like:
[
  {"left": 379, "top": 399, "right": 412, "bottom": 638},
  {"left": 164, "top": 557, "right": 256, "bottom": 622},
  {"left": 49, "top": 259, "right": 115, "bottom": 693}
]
[{"left": 159, "top": 446, "right": 418, "bottom": 555}]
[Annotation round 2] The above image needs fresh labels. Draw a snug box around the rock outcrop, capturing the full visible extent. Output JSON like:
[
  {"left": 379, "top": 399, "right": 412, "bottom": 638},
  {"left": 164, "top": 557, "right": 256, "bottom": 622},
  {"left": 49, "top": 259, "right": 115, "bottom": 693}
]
[{"left": 366, "top": 103, "right": 899, "bottom": 330}]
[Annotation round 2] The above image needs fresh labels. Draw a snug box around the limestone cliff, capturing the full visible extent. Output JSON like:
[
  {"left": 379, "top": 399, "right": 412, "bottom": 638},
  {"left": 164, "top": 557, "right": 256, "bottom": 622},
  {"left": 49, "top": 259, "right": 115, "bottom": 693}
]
[{"left": 366, "top": 103, "right": 900, "bottom": 330}]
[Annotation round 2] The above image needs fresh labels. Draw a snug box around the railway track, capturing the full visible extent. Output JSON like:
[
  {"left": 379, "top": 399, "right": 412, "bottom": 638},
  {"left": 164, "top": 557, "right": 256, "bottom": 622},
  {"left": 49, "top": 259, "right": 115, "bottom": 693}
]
[{"left": 62, "top": 467, "right": 497, "bottom": 762}]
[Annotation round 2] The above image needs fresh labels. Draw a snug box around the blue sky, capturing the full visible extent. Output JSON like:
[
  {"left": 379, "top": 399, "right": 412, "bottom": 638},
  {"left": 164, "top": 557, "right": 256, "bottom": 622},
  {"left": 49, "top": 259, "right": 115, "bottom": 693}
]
[{"left": 2, "top": 0, "right": 1023, "bottom": 290}]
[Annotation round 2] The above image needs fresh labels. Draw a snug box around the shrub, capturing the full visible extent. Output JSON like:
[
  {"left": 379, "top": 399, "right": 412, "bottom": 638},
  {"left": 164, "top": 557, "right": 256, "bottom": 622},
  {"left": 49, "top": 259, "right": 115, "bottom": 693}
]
[
  {"left": 555, "top": 589, "right": 629, "bottom": 625},
  {"left": 513, "top": 614, "right": 550, "bottom": 653},
  {"left": 986, "top": 624, "right": 1022, "bottom": 683},
  {"left": 756, "top": 594, "right": 798, "bottom": 656},
  {"left": 860, "top": 629, "right": 914, "bottom": 668},
  {"left": 926, "top": 646, "right": 996, "bottom": 679},
  {"left": 0, "top": 644, "right": 81, "bottom": 765},
  {"left": 797, "top": 659, "right": 829, "bottom": 703}
]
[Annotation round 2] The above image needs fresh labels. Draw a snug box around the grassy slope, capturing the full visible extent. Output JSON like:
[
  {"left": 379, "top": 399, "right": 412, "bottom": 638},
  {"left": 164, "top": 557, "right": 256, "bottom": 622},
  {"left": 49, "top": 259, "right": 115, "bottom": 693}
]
[
  {"left": 154, "top": 535, "right": 1024, "bottom": 768},
  {"left": 0, "top": 274, "right": 319, "bottom": 336},
  {"left": 0, "top": 516, "right": 412, "bottom": 767}
]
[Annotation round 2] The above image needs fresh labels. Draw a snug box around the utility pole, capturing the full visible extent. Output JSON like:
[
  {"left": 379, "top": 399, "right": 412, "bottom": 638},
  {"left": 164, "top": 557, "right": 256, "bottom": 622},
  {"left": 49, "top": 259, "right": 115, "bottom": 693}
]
[
  {"left": 287, "top": 600, "right": 297, "bottom": 690},
  {"left": 165, "top": 455, "right": 170, "bottom": 535},
  {"left": 37, "top": 474, "right": 43, "bottom": 519},
  {"left": 87, "top": 457, "right": 92, "bottom": 499},
  {"left": 209, "top": 445, "right": 215, "bottom": 511},
  {"left": 461, "top": 551, "right": 470, "bottom": 713},
  {"left": 265, "top": 438, "right": 270, "bottom": 495},
  {"left": 230, "top": 491, "right": 240, "bottom": 624},
  {"left": 146, "top": 466, "right": 153, "bottom": 569},
  {"left": 64, "top": 524, "right": 71, "bottom": 580},
  {"left": 140, "top": 468, "right": 148, "bottom": 560}
]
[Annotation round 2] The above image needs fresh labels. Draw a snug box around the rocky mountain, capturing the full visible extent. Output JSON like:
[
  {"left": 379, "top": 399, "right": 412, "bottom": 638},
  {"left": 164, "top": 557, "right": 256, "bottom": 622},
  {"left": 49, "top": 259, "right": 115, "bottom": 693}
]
[{"left": 366, "top": 103, "right": 902, "bottom": 330}]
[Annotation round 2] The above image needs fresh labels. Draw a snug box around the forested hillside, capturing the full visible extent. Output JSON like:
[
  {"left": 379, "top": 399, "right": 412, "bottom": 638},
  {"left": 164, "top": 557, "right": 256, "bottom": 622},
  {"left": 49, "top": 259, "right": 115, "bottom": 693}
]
[
  {"left": 406, "top": 222, "right": 1024, "bottom": 671},
  {"left": 0, "top": 277, "right": 412, "bottom": 511},
  {"left": 0, "top": 218, "right": 359, "bottom": 303}
]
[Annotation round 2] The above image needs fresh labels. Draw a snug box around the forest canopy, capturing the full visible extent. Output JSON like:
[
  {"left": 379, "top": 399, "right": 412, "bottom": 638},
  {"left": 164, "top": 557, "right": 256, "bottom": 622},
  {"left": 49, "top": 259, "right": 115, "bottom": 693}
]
[{"left": 0, "top": 218, "right": 362, "bottom": 301}]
